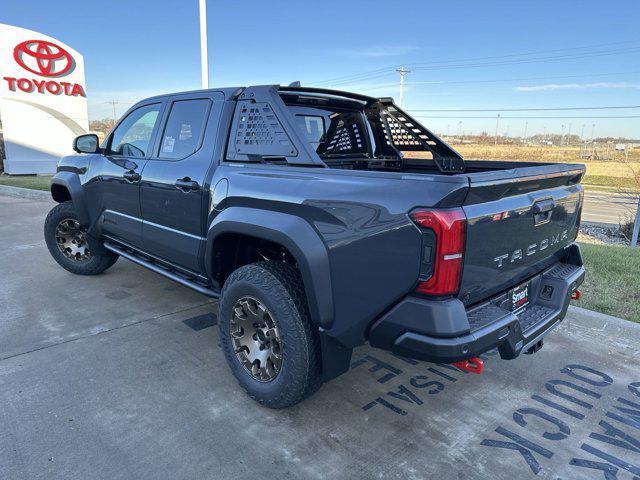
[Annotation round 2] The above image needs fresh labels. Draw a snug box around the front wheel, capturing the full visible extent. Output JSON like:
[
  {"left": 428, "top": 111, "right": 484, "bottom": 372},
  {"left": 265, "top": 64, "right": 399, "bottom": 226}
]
[
  {"left": 218, "top": 261, "right": 322, "bottom": 408},
  {"left": 44, "top": 201, "right": 118, "bottom": 275}
]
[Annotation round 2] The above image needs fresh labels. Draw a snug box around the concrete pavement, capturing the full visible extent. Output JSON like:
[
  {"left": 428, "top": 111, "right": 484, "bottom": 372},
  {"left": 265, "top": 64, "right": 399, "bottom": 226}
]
[{"left": 1, "top": 193, "right": 639, "bottom": 480}]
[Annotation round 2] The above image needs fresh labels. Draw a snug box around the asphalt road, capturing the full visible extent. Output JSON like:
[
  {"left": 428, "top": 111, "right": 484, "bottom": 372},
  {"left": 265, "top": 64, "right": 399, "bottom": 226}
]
[
  {"left": 1, "top": 193, "right": 639, "bottom": 480},
  {"left": 582, "top": 190, "right": 639, "bottom": 225}
]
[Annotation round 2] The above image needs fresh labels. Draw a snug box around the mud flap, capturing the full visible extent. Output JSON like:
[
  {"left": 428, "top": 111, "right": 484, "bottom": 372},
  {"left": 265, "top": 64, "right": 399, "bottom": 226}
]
[{"left": 319, "top": 331, "right": 353, "bottom": 382}]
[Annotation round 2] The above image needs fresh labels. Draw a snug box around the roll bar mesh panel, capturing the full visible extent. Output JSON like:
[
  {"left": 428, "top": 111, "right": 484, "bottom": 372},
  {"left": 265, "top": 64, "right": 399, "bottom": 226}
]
[
  {"left": 372, "top": 101, "right": 466, "bottom": 173},
  {"left": 317, "top": 113, "right": 367, "bottom": 156}
]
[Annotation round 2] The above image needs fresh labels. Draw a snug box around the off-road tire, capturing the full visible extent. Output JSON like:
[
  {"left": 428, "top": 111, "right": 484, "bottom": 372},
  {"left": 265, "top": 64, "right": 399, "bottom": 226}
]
[
  {"left": 44, "top": 201, "right": 118, "bottom": 275},
  {"left": 219, "top": 261, "right": 322, "bottom": 408}
]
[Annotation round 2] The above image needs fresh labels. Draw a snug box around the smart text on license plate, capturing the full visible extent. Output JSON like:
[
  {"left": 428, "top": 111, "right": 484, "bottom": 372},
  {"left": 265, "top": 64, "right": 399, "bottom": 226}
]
[{"left": 508, "top": 282, "right": 531, "bottom": 312}]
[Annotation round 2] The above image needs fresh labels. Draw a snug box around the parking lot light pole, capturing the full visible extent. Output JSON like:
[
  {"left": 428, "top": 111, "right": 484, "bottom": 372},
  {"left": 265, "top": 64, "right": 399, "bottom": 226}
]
[{"left": 199, "top": 0, "right": 209, "bottom": 89}]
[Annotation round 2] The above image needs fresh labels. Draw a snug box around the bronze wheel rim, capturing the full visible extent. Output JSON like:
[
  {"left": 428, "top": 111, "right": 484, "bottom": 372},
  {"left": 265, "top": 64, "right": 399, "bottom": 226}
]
[
  {"left": 55, "top": 218, "right": 90, "bottom": 262},
  {"left": 230, "top": 296, "right": 283, "bottom": 382}
]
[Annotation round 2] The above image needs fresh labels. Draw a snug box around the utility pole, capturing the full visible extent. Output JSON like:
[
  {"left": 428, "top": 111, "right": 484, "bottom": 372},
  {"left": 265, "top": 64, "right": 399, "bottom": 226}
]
[
  {"left": 199, "top": 0, "right": 209, "bottom": 89},
  {"left": 567, "top": 123, "right": 572, "bottom": 146},
  {"left": 632, "top": 195, "right": 640, "bottom": 247},
  {"left": 396, "top": 66, "right": 411, "bottom": 107},
  {"left": 107, "top": 100, "right": 119, "bottom": 124},
  {"left": 580, "top": 124, "right": 585, "bottom": 141},
  {"left": 591, "top": 123, "right": 596, "bottom": 140},
  {"left": 561, "top": 124, "right": 565, "bottom": 146},
  {"left": 523, "top": 121, "right": 528, "bottom": 144},
  {"left": 446, "top": 124, "right": 450, "bottom": 137},
  {"left": 494, "top": 113, "right": 500, "bottom": 145}
]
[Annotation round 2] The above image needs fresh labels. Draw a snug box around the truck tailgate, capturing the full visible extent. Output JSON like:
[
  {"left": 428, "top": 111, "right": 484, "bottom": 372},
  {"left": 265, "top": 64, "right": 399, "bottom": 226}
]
[{"left": 459, "top": 164, "right": 584, "bottom": 306}]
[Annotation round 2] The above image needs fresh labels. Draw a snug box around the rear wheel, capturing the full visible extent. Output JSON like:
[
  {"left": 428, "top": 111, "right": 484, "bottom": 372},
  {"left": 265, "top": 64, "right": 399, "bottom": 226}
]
[
  {"left": 44, "top": 201, "right": 118, "bottom": 275},
  {"left": 218, "top": 261, "right": 322, "bottom": 408}
]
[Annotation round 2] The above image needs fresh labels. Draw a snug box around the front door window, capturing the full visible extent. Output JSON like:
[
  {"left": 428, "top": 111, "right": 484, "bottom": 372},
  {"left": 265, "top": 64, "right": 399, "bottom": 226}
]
[{"left": 108, "top": 104, "right": 161, "bottom": 157}]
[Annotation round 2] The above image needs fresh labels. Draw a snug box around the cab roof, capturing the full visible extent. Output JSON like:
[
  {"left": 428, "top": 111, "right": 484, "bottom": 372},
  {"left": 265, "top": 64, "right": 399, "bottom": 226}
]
[{"left": 138, "top": 85, "right": 379, "bottom": 104}]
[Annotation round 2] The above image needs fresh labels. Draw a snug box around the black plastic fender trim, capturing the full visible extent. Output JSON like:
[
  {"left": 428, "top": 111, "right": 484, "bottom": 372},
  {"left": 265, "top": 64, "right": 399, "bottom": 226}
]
[
  {"left": 50, "top": 171, "right": 90, "bottom": 226},
  {"left": 206, "top": 207, "right": 334, "bottom": 328}
]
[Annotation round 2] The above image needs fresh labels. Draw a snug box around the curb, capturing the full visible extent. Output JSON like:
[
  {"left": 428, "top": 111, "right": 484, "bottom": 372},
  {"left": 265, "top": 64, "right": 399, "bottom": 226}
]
[
  {"left": 568, "top": 305, "right": 638, "bottom": 329},
  {"left": 581, "top": 220, "right": 618, "bottom": 228},
  {"left": 0, "top": 184, "right": 51, "bottom": 201}
]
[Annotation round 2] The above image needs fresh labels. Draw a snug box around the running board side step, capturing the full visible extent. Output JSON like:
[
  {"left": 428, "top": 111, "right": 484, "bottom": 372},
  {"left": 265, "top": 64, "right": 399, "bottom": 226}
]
[{"left": 103, "top": 241, "right": 219, "bottom": 298}]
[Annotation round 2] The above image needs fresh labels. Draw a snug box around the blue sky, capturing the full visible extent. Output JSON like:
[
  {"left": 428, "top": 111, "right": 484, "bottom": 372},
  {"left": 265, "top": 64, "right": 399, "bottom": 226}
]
[{"left": 2, "top": 0, "right": 640, "bottom": 138}]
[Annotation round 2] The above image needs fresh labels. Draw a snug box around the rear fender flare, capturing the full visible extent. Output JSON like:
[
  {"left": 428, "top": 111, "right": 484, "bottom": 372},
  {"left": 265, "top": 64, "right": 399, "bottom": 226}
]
[
  {"left": 206, "top": 207, "right": 333, "bottom": 328},
  {"left": 50, "top": 171, "right": 90, "bottom": 226}
]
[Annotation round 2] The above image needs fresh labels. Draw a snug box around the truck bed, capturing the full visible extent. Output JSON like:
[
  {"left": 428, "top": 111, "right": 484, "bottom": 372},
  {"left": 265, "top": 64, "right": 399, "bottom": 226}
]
[{"left": 321, "top": 156, "right": 585, "bottom": 308}]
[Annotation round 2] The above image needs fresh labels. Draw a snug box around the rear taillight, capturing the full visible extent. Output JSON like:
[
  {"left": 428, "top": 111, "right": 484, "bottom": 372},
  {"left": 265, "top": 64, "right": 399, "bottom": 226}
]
[{"left": 410, "top": 208, "right": 467, "bottom": 296}]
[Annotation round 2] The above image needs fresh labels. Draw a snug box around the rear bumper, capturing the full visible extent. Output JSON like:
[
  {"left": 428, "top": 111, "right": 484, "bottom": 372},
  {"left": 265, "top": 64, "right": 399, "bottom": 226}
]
[{"left": 368, "top": 244, "right": 585, "bottom": 363}]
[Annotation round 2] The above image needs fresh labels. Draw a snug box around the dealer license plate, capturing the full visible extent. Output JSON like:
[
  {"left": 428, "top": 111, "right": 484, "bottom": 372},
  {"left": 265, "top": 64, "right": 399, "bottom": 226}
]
[{"left": 508, "top": 282, "right": 531, "bottom": 312}]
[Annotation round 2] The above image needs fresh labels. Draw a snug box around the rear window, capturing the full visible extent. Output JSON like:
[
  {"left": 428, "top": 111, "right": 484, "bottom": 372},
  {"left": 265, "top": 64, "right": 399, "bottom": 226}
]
[
  {"left": 295, "top": 115, "right": 325, "bottom": 144},
  {"left": 159, "top": 99, "right": 210, "bottom": 160},
  {"left": 288, "top": 106, "right": 368, "bottom": 158}
]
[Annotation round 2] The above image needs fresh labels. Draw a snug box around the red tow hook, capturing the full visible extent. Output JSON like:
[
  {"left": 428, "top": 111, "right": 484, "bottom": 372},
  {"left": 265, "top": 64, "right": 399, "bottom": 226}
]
[
  {"left": 452, "top": 357, "right": 484, "bottom": 374},
  {"left": 571, "top": 289, "right": 582, "bottom": 300}
]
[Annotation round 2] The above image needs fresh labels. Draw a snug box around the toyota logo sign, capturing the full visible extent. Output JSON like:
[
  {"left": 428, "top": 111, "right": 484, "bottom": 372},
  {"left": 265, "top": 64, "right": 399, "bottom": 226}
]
[
  {"left": 3, "top": 37, "right": 84, "bottom": 97},
  {"left": 13, "top": 39, "right": 74, "bottom": 77},
  {"left": 0, "top": 23, "right": 89, "bottom": 175}
]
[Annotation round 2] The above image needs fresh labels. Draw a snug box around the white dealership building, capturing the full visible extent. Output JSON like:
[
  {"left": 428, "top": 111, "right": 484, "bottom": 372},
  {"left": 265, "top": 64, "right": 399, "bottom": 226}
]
[{"left": 0, "top": 23, "right": 88, "bottom": 174}]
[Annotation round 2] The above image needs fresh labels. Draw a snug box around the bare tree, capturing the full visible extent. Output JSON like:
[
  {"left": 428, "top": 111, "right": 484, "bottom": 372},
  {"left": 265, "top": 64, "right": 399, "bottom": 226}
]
[
  {"left": 89, "top": 118, "right": 116, "bottom": 140},
  {"left": 617, "top": 154, "right": 640, "bottom": 245}
]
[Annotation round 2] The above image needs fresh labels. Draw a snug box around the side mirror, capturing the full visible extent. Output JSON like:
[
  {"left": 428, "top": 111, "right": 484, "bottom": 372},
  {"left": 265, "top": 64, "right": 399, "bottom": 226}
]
[{"left": 73, "top": 134, "right": 99, "bottom": 154}]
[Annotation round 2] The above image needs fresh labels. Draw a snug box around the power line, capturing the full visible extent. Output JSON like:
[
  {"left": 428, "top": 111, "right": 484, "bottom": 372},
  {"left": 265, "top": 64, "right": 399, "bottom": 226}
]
[
  {"left": 409, "top": 47, "right": 640, "bottom": 72},
  {"left": 312, "top": 40, "right": 640, "bottom": 85},
  {"left": 324, "top": 47, "right": 640, "bottom": 87},
  {"left": 403, "top": 40, "right": 640, "bottom": 68},
  {"left": 408, "top": 105, "right": 640, "bottom": 112},
  {"left": 351, "top": 70, "right": 640, "bottom": 92},
  {"left": 408, "top": 70, "right": 640, "bottom": 86},
  {"left": 311, "top": 40, "right": 640, "bottom": 86}
]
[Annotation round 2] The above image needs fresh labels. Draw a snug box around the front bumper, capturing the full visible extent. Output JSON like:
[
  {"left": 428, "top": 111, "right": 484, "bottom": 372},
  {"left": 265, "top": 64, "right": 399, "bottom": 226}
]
[{"left": 369, "top": 245, "right": 585, "bottom": 363}]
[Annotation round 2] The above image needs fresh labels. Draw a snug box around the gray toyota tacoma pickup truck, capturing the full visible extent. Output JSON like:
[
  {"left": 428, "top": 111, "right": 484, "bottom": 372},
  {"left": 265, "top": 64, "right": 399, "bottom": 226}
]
[{"left": 45, "top": 85, "right": 585, "bottom": 408}]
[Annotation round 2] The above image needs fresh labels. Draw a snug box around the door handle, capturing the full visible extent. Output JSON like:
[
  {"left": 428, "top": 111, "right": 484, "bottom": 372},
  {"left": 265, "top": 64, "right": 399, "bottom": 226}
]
[
  {"left": 123, "top": 170, "right": 141, "bottom": 182},
  {"left": 175, "top": 177, "right": 199, "bottom": 191}
]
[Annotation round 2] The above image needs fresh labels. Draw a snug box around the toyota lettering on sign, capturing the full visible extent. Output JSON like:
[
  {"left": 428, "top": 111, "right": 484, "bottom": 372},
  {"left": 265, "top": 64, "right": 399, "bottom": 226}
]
[{"left": 0, "top": 24, "right": 89, "bottom": 174}]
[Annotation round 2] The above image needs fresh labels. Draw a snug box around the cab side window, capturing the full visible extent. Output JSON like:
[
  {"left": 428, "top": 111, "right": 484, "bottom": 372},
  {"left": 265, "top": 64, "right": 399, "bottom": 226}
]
[
  {"left": 158, "top": 99, "right": 210, "bottom": 160},
  {"left": 108, "top": 104, "right": 161, "bottom": 157}
]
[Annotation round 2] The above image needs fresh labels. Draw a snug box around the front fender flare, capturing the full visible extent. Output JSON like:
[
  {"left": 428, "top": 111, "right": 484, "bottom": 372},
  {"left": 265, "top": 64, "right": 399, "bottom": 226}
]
[
  {"left": 50, "top": 171, "right": 90, "bottom": 226},
  {"left": 206, "top": 207, "right": 333, "bottom": 328}
]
